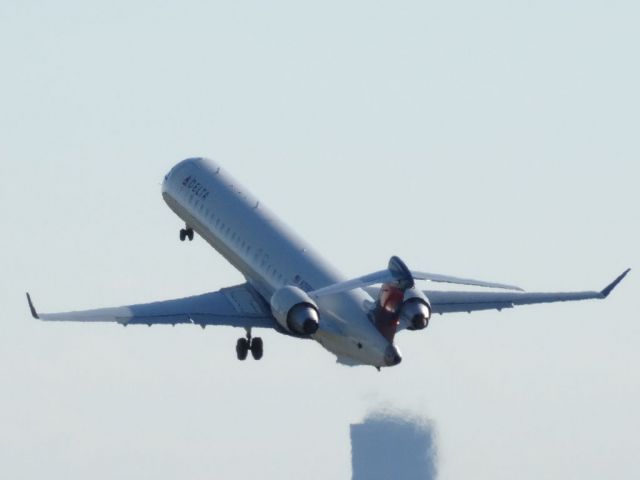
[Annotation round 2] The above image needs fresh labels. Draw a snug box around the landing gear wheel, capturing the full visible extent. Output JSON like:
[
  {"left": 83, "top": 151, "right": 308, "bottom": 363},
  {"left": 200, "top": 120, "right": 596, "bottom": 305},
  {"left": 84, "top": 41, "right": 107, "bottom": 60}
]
[
  {"left": 186, "top": 228, "right": 194, "bottom": 241},
  {"left": 179, "top": 229, "right": 187, "bottom": 241},
  {"left": 250, "top": 337, "right": 263, "bottom": 360},
  {"left": 236, "top": 338, "right": 249, "bottom": 361}
]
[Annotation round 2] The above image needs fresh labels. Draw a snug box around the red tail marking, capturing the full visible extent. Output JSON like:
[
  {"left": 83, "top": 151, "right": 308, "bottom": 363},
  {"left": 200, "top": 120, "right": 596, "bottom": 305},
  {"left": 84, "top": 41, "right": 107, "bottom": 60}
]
[{"left": 373, "top": 283, "right": 404, "bottom": 343}]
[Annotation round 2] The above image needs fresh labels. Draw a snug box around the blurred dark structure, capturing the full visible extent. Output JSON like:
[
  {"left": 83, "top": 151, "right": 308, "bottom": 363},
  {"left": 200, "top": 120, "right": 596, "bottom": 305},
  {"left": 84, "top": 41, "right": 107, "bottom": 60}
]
[{"left": 350, "top": 411, "right": 437, "bottom": 480}]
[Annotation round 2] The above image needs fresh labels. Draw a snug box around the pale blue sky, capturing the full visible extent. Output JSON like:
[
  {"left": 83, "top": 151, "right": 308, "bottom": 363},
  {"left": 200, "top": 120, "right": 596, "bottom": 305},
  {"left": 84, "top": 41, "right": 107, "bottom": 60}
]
[{"left": 1, "top": 1, "right": 638, "bottom": 479}]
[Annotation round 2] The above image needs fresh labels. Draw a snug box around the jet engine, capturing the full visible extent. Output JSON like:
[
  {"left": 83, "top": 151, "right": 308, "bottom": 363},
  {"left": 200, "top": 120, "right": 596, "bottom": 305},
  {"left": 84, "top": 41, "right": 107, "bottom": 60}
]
[
  {"left": 270, "top": 286, "right": 320, "bottom": 335},
  {"left": 400, "top": 288, "right": 431, "bottom": 330}
]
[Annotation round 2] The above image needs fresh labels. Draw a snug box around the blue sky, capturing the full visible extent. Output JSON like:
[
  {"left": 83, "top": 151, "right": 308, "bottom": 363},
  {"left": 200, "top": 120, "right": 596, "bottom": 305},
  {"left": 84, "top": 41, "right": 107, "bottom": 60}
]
[{"left": 1, "top": 1, "right": 637, "bottom": 478}]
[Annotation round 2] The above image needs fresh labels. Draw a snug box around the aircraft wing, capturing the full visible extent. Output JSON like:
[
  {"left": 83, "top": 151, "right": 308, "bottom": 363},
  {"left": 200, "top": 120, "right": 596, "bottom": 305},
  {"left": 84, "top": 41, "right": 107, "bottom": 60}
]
[
  {"left": 424, "top": 269, "right": 630, "bottom": 315},
  {"left": 26, "top": 283, "right": 275, "bottom": 329}
]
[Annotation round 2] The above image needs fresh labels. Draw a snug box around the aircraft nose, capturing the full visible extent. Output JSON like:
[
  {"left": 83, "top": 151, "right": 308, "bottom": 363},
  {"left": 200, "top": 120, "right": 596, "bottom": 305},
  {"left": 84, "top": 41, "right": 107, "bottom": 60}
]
[{"left": 384, "top": 345, "right": 402, "bottom": 366}]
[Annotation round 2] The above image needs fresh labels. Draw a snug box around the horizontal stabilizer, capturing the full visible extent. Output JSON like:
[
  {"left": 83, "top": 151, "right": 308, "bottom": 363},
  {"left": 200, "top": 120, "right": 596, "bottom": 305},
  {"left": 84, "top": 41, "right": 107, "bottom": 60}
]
[
  {"left": 310, "top": 257, "right": 522, "bottom": 298},
  {"left": 410, "top": 271, "right": 523, "bottom": 292}
]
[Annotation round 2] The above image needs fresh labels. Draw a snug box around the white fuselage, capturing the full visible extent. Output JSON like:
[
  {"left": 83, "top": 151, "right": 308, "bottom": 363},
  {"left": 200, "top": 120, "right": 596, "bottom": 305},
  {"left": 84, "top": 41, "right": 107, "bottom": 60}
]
[{"left": 161, "top": 158, "right": 399, "bottom": 367}]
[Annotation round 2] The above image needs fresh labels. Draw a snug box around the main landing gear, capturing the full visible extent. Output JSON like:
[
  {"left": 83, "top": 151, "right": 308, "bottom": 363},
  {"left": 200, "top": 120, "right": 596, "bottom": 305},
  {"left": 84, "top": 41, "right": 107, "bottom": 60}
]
[
  {"left": 236, "top": 329, "right": 263, "bottom": 361},
  {"left": 179, "top": 226, "right": 194, "bottom": 242}
]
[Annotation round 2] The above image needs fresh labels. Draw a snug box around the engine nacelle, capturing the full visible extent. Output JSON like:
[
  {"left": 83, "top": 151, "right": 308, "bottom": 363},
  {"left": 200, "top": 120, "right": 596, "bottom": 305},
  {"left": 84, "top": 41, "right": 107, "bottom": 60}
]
[
  {"left": 400, "top": 288, "right": 431, "bottom": 330},
  {"left": 270, "top": 286, "right": 320, "bottom": 335}
]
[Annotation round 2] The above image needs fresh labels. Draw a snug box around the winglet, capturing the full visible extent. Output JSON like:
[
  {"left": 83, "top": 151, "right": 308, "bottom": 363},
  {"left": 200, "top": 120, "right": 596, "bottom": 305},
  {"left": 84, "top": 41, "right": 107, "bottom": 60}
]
[
  {"left": 26, "top": 292, "right": 39, "bottom": 319},
  {"left": 601, "top": 269, "right": 631, "bottom": 298}
]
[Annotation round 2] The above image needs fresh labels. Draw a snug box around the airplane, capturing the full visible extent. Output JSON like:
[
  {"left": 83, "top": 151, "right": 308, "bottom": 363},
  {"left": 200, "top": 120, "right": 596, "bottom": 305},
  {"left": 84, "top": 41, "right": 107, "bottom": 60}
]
[{"left": 26, "top": 157, "right": 630, "bottom": 369}]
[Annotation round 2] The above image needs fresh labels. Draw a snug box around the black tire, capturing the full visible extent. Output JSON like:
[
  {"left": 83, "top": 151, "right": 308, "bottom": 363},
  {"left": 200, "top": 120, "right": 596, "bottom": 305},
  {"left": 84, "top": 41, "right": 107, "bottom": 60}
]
[
  {"left": 187, "top": 228, "right": 194, "bottom": 241},
  {"left": 236, "top": 338, "right": 249, "bottom": 361},
  {"left": 250, "top": 337, "right": 263, "bottom": 360},
  {"left": 179, "top": 229, "right": 186, "bottom": 241}
]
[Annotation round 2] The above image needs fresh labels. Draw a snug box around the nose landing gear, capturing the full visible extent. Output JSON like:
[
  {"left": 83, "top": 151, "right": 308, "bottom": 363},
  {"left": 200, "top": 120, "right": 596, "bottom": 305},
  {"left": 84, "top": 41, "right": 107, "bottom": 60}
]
[
  {"left": 236, "top": 329, "right": 263, "bottom": 361},
  {"left": 179, "top": 226, "right": 194, "bottom": 241}
]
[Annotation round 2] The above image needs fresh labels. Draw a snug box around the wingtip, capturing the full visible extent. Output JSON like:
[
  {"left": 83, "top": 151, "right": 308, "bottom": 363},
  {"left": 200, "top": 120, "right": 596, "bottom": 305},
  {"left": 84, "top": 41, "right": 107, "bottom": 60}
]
[
  {"left": 601, "top": 268, "right": 631, "bottom": 298},
  {"left": 26, "top": 292, "right": 39, "bottom": 319}
]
